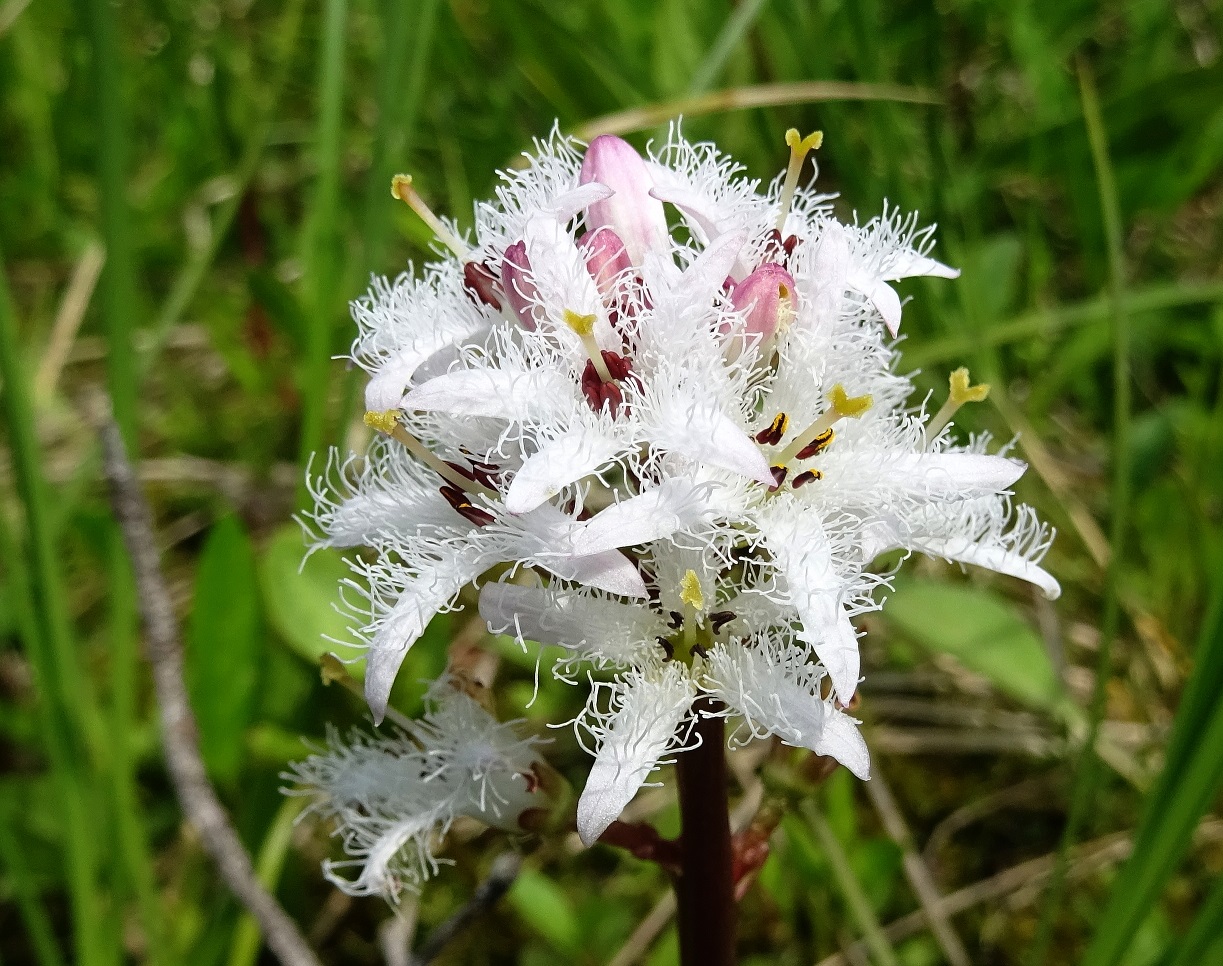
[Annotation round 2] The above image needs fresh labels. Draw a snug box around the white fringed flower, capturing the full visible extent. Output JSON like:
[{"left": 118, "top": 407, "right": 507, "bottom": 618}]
[
  {"left": 286, "top": 679, "right": 547, "bottom": 900},
  {"left": 311, "top": 124, "right": 1060, "bottom": 848}
]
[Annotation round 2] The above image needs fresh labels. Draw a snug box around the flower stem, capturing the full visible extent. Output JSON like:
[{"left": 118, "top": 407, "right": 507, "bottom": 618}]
[{"left": 675, "top": 698, "right": 736, "bottom": 966}]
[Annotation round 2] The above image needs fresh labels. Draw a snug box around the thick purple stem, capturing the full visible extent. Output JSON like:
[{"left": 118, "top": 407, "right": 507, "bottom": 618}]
[{"left": 675, "top": 697, "right": 736, "bottom": 966}]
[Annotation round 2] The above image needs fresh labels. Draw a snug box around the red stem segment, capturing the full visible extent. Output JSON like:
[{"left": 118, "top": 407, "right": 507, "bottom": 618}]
[{"left": 675, "top": 698, "right": 736, "bottom": 966}]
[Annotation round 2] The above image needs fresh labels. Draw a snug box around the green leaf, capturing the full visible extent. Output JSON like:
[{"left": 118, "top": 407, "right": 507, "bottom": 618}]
[
  {"left": 883, "top": 579, "right": 1066, "bottom": 715},
  {"left": 186, "top": 516, "right": 262, "bottom": 783},
  {"left": 506, "top": 867, "right": 581, "bottom": 955},
  {"left": 258, "top": 524, "right": 363, "bottom": 677}
]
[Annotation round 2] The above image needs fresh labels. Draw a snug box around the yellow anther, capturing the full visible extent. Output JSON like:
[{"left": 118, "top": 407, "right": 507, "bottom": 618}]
[
  {"left": 829, "top": 384, "right": 873, "bottom": 419},
  {"left": 948, "top": 367, "right": 990, "bottom": 405},
  {"left": 679, "top": 570, "right": 705, "bottom": 611},
  {"left": 363, "top": 409, "right": 401, "bottom": 434},
  {"left": 562, "top": 308, "right": 597, "bottom": 337},
  {"left": 785, "top": 128, "right": 824, "bottom": 154}
]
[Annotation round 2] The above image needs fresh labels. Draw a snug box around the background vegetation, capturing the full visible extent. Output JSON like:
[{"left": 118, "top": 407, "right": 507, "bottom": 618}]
[{"left": 2, "top": 0, "right": 1222, "bottom": 963}]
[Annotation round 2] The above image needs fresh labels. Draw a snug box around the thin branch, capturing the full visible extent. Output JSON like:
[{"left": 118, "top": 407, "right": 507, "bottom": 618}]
[
  {"left": 572, "top": 81, "right": 940, "bottom": 140},
  {"left": 99, "top": 415, "right": 323, "bottom": 966},
  {"left": 407, "top": 852, "right": 522, "bottom": 966}
]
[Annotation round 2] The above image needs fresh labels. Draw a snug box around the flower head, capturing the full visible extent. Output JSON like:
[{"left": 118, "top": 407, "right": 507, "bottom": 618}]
[
  {"left": 309, "top": 125, "right": 1059, "bottom": 848},
  {"left": 286, "top": 677, "right": 548, "bottom": 900}
]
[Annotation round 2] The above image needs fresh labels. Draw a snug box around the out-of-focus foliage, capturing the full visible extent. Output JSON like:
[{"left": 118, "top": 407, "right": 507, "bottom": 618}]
[{"left": 1, "top": 0, "right": 1221, "bottom": 963}]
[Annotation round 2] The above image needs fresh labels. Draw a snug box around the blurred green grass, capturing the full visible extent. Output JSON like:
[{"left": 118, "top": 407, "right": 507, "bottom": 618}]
[{"left": 2, "top": 0, "right": 1222, "bottom": 963}]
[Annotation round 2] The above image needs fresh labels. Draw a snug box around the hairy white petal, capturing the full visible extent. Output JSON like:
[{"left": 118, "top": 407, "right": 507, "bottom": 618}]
[
  {"left": 887, "top": 251, "right": 960, "bottom": 281},
  {"left": 704, "top": 643, "right": 870, "bottom": 780},
  {"left": 479, "top": 583, "right": 661, "bottom": 663},
  {"left": 875, "top": 453, "right": 1026, "bottom": 499},
  {"left": 364, "top": 553, "right": 487, "bottom": 722},
  {"left": 505, "top": 429, "right": 624, "bottom": 514},
  {"left": 648, "top": 392, "right": 774, "bottom": 484},
  {"left": 572, "top": 478, "right": 715, "bottom": 556},
  {"left": 403, "top": 367, "right": 571, "bottom": 421},
  {"left": 914, "top": 537, "right": 1062, "bottom": 600},
  {"left": 576, "top": 668, "right": 695, "bottom": 846},
  {"left": 758, "top": 505, "right": 861, "bottom": 702}
]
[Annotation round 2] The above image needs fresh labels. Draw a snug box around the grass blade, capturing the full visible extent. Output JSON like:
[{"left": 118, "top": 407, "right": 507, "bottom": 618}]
[
  {"left": 296, "top": 0, "right": 349, "bottom": 480},
  {"left": 80, "top": 0, "right": 165, "bottom": 952},
  {"left": 687, "top": 0, "right": 771, "bottom": 95},
  {"left": 139, "top": 0, "right": 307, "bottom": 374},
  {"left": 802, "top": 801, "right": 901, "bottom": 966},
  {"left": 0, "top": 260, "right": 108, "bottom": 966},
  {"left": 1081, "top": 583, "right": 1223, "bottom": 966},
  {"left": 1027, "top": 58, "right": 1133, "bottom": 963}
]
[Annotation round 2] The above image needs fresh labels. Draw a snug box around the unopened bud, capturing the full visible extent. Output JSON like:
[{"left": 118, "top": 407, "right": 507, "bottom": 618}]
[
  {"left": 501, "top": 241, "right": 538, "bottom": 329},
  {"left": 731, "top": 262, "right": 797, "bottom": 342},
  {"left": 578, "top": 227, "right": 632, "bottom": 299},
  {"left": 579, "top": 135, "right": 669, "bottom": 265}
]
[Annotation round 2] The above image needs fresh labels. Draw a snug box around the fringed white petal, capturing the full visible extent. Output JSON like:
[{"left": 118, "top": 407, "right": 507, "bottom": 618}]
[
  {"left": 758, "top": 505, "right": 861, "bottom": 702},
  {"left": 571, "top": 478, "right": 714, "bottom": 556},
  {"left": 867, "top": 278, "right": 903, "bottom": 337},
  {"left": 913, "top": 536, "right": 1062, "bottom": 600},
  {"left": 875, "top": 453, "right": 1026, "bottom": 499},
  {"left": 545, "top": 182, "right": 615, "bottom": 223},
  {"left": 704, "top": 642, "right": 870, "bottom": 780},
  {"left": 504, "top": 429, "right": 624, "bottom": 514},
  {"left": 364, "top": 556, "right": 485, "bottom": 723},
  {"left": 402, "top": 367, "right": 570, "bottom": 421},
  {"left": 509, "top": 503, "right": 648, "bottom": 598},
  {"left": 813, "top": 710, "right": 871, "bottom": 781},
  {"left": 478, "top": 583, "right": 660, "bottom": 663},
  {"left": 888, "top": 251, "right": 960, "bottom": 281},
  {"left": 576, "top": 667, "right": 695, "bottom": 846},
  {"left": 649, "top": 392, "right": 774, "bottom": 484}
]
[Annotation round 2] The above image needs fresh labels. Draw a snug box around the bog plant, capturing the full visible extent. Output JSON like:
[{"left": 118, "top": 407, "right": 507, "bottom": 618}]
[{"left": 290, "top": 126, "right": 1058, "bottom": 955}]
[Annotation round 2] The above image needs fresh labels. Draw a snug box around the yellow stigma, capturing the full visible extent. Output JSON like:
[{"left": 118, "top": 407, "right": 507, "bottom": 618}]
[
  {"left": 363, "top": 409, "right": 401, "bottom": 434},
  {"left": 924, "top": 367, "right": 992, "bottom": 445},
  {"left": 785, "top": 128, "right": 824, "bottom": 153},
  {"left": 562, "top": 308, "right": 597, "bottom": 337},
  {"left": 390, "top": 173, "right": 469, "bottom": 258},
  {"left": 777, "top": 129, "right": 825, "bottom": 231},
  {"left": 829, "top": 384, "right": 873, "bottom": 418},
  {"left": 679, "top": 570, "right": 705, "bottom": 611},
  {"left": 390, "top": 173, "right": 414, "bottom": 200},
  {"left": 948, "top": 367, "right": 990, "bottom": 405}
]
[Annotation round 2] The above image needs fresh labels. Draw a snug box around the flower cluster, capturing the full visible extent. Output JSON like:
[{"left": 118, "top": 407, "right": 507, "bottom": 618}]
[
  {"left": 303, "top": 125, "right": 1059, "bottom": 868},
  {"left": 286, "top": 677, "right": 547, "bottom": 900}
]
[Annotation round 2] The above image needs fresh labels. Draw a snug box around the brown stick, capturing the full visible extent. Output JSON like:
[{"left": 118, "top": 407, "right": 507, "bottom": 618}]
[
  {"left": 100, "top": 417, "right": 323, "bottom": 966},
  {"left": 675, "top": 699, "right": 736, "bottom": 966}
]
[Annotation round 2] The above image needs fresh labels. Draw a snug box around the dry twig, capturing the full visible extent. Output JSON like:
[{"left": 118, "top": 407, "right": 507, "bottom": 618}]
[
  {"left": 407, "top": 852, "right": 522, "bottom": 966},
  {"left": 100, "top": 416, "right": 323, "bottom": 966},
  {"left": 863, "top": 765, "right": 971, "bottom": 966}
]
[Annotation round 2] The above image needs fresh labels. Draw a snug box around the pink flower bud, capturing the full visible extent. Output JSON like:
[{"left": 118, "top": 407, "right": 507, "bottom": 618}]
[
  {"left": 579, "top": 135, "right": 669, "bottom": 265},
  {"left": 501, "top": 241, "right": 538, "bottom": 329},
  {"left": 578, "top": 227, "right": 632, "bottom": 299},
  {"left": 730, "top": 263, "right": 797, "bottom": 343}
]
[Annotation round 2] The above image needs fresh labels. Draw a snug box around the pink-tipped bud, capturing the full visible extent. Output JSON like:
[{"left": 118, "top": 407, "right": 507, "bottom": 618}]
[
  {"left": 730, "top": 263, "right": 797, "bottom": 342},
  {"left": 501, "top": 241, "right": 538, "bottom": 330},
  {"left": 579, "top": 135, "right": 669, "bottom": 265},
  {"left": 578, "top": 227, "right": 632, "bottom": 300}
]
